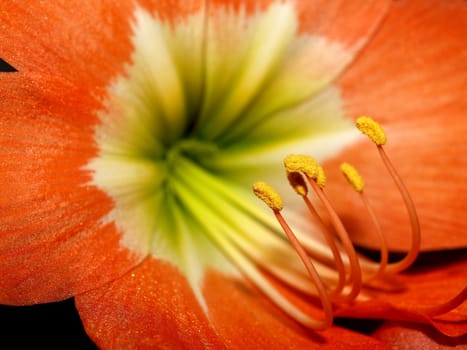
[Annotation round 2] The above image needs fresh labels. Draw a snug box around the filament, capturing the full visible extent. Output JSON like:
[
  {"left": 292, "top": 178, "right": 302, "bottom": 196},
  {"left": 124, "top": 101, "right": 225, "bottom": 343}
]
[
  {"left": 274, "top": 210, "right": 334, "bottom": 329},
  {"left": 358, "top": 191, "right": 389, "bottom": 280},
  {"left": 420, "top": 286, "right": 467, "bottom": 317},
  {"left": 301, "top": 195, "right": 347, "bottom": 296},
  {"left": 306, "top": 178, "right": 363, "bottom": 302},
  {"left": 377, "top": 145, "right": 421, "bottom": 273}
]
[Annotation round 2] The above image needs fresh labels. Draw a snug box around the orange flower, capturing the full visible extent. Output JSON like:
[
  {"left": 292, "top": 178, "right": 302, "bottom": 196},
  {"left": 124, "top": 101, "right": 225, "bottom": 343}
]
[{"left": 1, "top": 0, "right": 465, "bottom": 348}]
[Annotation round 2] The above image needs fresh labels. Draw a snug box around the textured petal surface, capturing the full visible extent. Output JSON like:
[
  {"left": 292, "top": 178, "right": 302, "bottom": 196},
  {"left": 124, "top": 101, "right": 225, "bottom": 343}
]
[
  {"left": 0, "top": 0, "right": 145, "bottom": 304},
  {"left": 325, "top": 0, "right": 467, "bottom": 250},
  {"left": 0, "top": 0, "right": 136, "bottom": 95},
  {"left": 0, "top": 74, "right": 142, "bottom": 304},
  {"left": 75, "top": 258, "right": 227, "bottom": 350},
  {"left": 372, "top": 322, "right": 467, "bottom": 350}
]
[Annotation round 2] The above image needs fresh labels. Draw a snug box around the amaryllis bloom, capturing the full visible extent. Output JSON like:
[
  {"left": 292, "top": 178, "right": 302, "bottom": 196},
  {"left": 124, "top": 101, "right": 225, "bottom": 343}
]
[{"left": 1, "top": 0, "right": 466, "bottom": 348}]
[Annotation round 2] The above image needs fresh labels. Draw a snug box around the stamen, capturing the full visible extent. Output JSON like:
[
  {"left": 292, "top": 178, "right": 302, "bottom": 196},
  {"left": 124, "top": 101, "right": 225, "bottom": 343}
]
[
  {"left": 356, "top": 116, "right": 387, "bottom": 146},
  {"left": 355, "top": 117, "right": 421, "bottom": 273},
  {"left": 253, "top": 181, "right": 334, "bottom": 330},
  {"left": 340, "top": 162, "right": 389, "bottom": 279}
]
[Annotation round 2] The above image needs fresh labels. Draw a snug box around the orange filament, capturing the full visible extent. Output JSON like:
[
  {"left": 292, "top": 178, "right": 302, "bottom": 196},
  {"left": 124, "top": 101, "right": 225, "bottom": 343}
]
[
  {"left": 377, "top": 145, "right": 421, "bottom": 273},
  {"left": 287, "top": 171, "right": 346, "bottom": 294},
  {"left": 273, "top": 209, "right": 334, "bottom": 330},
  {"left": 306, "top": 177, "right": 363, "bottom": 303},
  {"left": 339, "top": 162, "right": 389, "bottom": 280},
  {"left": 357, "top": 191, "right": 389, "bottom": 280},
  {"left": 301, "top": 195, "right": 347, "bottom": 296},
  {"left": 253, "top": 180, "right": 334, "bottom": 329},
  {"left": 419, "top": 286, "right": 467, "bottom": 317}
]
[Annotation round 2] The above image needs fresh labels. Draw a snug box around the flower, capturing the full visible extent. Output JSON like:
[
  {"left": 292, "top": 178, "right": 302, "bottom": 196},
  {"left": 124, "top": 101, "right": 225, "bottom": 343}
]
[{"left": 1, "top": 0, "right": 466, "bottom": 349}]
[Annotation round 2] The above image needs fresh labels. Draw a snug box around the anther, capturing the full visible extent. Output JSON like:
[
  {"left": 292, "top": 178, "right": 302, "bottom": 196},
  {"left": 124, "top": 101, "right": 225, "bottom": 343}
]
[
  {"left": 340, "top": 162, "right": 364, "bottom": 193},
  {"left": 316, "top": 165, "right": 326, "bottom": 188},
  {"left": 284, "top": 154, "right": 319, "bottom": 179},
  {"left": 287, "top": 171, "right": 308, "bottom": 196},
  {"left": 356, "top": 116, "right": 387, "bottom": 146},
  {"left": 284, "top": 154, "right": 326, "bottom": 188},
  {"left": 252, "top": 181, "right": 283, "bottom": 211}
]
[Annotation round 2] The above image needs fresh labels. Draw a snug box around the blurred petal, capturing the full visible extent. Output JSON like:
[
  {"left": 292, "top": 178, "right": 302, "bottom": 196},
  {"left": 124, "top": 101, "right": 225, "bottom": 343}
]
[
  {"left": 198, "top": 0, "right": 389, "bottom": 142},
  {"left": 326, "top": 0, "right": 467, "bottom": 250},
  {"left": 0, "top": 74, "right": 142, "bottom": 304},
  {"left": 75, "top": 258, "right": 227, "bottom": 350}
]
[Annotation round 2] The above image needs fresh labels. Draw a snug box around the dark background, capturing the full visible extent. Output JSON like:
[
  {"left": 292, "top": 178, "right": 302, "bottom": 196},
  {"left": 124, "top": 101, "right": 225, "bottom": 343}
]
[{"left": 0, "top": 299, "right": 97, "bottom": 349}]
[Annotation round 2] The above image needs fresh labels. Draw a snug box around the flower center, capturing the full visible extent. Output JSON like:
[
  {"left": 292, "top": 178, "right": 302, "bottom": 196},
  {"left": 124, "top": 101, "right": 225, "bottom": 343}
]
[
  {"left": 164, "top": 138, "right": 218, "bottom": 180},
  {"left": 88, "top": 2, "right": 356, "bottom": 267}
]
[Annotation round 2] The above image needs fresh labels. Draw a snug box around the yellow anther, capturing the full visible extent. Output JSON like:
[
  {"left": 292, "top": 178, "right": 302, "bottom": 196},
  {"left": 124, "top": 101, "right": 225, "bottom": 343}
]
[
  {"left": 340, "top": 162, "right": 365, "bottom": 192},
  {"left": 284, "top": 154, "right": 319, "bottom": 179},
  {"left": 252, "top": 182, "right": 284, "bottom": 211},
  {"left": 316, "top": 165, "right": 327, "bottom": 188},
  {"left": 287, "top": 171, "right": 308, "bottom": 196},
  {"left": 356, "top": 116, "right": 387, "bottom": 146}
]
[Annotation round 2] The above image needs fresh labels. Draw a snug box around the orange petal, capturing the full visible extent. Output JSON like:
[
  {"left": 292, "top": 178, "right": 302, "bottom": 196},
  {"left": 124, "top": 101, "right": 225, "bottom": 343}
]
[
  {"left": 0, "top": 74, "right": 141, "bottom": 304},
  {"left": 0, "top": 0, "right": 205, "bottom": 92},
  {"left": 0, "top": 1, "right": 136, "bottom": 96},
  {"left": 75, "top": 258, "right": 226, "bottom": 349},
  {"left": 203, "top": 271, "right": 390, "bottom": 350},
  {"left": 0, "top": 0, "right": 207, "bottom": 305},
  {"left": 77, "top": 258, "right": 389, "bottom": 349},
  {"left": 372, "top": 322, "right": 467, "bottom": 349},
  {"left": 335, "top": 251, "right": 467, "bottom": 337},
  {"left": 208, "top": 0, "right": 390, "bottom": 78},
  {"left": 327, "top": 0, "right": 467, "bottom": 251},
  {"left": 208, "top": 0, "right": 389, "bottom": 46}
]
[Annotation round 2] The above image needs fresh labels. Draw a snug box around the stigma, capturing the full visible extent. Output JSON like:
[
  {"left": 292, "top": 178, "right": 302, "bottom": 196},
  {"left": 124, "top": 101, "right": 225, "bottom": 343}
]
[{"left": 249, "top": 116, "right": 466, "bottom": 330}]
